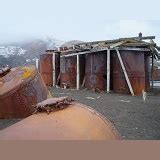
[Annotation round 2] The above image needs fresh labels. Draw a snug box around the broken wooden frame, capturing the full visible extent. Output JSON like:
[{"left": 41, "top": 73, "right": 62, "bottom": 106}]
[{"left": 57, "top": 34, "right": 159, "bottom": 95}]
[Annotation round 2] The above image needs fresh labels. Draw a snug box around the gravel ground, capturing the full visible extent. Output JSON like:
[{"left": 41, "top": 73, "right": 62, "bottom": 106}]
[
  {"left": 0, "top": 87, "right": 160, "bottom": 140},
  {"left": 50, "top": 87, "right": 160, "bottom": 140},
  {"left": 0, "top": 119, "right": 22, "bottom": 130}
]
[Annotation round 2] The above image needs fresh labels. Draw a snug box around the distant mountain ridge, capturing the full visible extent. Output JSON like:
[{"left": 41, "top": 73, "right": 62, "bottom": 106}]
[{"left": 0, "top": 38, "right": 83, "bottom": 67}]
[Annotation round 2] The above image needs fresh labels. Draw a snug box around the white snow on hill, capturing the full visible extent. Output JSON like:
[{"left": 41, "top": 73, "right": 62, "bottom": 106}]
[{"left": 0, "top": 46, "right": 26, "bottom": 58}]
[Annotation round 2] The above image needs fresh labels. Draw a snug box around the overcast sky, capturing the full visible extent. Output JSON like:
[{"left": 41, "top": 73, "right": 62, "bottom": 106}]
[{"left": 0, "top": 0, "right": 160, "bottom": 44}]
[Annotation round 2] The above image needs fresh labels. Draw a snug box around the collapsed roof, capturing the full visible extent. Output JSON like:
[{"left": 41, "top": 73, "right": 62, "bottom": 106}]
[{"left": 59, "top": 33, "right": 160, "bottom": 59}]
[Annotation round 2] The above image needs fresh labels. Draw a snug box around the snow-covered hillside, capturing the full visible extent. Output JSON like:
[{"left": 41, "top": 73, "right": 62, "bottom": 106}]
[
  {"left": 0, "top": 38, "right": 83, "bottom": 67},
  {"left": 0, "top": 46, "right": 26, "bottom": 58},
  {"left": 0, "top": 38, "right": 65, "bottom": 67}
]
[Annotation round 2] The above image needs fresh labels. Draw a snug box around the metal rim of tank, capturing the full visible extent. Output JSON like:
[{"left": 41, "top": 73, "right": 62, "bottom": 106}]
[{"left": 74, "top": 102, "right": 121, "bottom": 140}]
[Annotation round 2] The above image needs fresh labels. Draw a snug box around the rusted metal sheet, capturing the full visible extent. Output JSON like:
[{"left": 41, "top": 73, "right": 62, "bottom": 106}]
[
  {"left": 0, "top": 65, "right": 48, "bottom": 119},
  {"left": 39, "top": 54, "right": 53, "bottom": 86},
  {"left": 112, "top": 50, "right": 150, "bottom": 95},
  {"left": 152, "top": 66, "right": 160, "bottom": 81},
  {"left": 39, "top": 52, "right": 60, "bottom": 86},
  {"left": 0, "top": 102, "right": 121, "bottom": 140},
  {"left": 85, "top": 51, "right": 107, "bottom": 91},
  {"left": 144, "top": 55, "right": 150, "bottom": 91},
  {"left": 60, "top": 56, "right": 77, "bottom": 88}
]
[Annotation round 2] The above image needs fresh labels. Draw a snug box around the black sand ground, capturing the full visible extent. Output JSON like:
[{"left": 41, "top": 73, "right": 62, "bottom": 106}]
[
  {"left": 50, "top": 88, "right": 160, "bottom": 140},
  {"left": 0, "top": 87, "right": 160, "bottom": 140}
]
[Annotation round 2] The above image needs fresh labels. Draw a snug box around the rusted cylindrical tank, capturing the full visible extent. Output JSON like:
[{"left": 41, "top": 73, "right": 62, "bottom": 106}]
[
  {"left": 0, "top": 102, "right": 121, "bottom": 140},
  {"left": 60, "top": 55, "right": 85, "bottom": 89},
  {"left": 85, "top": 51, "right": 107, "bottom": 91},
  {"left": 0, "top": 65, "right": 48, "bottom": 119},
  {"left": 39, "top": 51, "right": 60, "bottom": 86},
  {"left": 152, "top": 66, "right": 160, "bottom": 81},
  {"left": 60, "top": 56, "right": 77, "bottom": 88},
  {"left": 112, "top": 50, "right": 150, "bottom": 95}
]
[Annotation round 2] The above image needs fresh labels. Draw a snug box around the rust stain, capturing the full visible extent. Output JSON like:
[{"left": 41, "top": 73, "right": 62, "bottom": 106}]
[
  {"left": 0, "top": 65, "right": 48, "bottom": 119},
  {"left": 39, "top": 53, "right": 60, "bottom": 86},
  {"left": 60, "top": 56, "right": 77, "bottom": 88},
  {"left": 85, "top": 51, "right": 107, "bottom": 91},
  {"left": 112, "top": 50, "right": 150, "bottom": 95}
]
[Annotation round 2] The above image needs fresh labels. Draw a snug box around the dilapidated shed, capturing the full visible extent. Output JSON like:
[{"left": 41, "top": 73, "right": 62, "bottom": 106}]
[{"left": 59, "top": 34, "right": 159, "bottom": 95}]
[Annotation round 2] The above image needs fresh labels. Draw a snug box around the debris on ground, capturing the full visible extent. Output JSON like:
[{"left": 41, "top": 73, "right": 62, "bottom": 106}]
[
  {"left": 120, "top": 100, "right": 131, "bottom": 103},
  {"left": 85, "top": 97, "right": 95, "bottom": 100}
]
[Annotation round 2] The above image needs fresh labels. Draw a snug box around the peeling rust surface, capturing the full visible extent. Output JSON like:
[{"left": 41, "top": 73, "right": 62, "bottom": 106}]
[
  {"left": 39, "top": 54, "right": 53, "bottom": 86},
  {"left": 39, "top": 53, "right": 60, "bottom": 86},
  {"left": 85, "top": 51, "right": 107, "bottom": 91},
  {"left": 0, "top": 65, "right": 48, "bottom": 119},
  {"left": 60, "top": 56, "right": 77, "bottom": 88},
  {"left": 112, "top": 50, "right": 150, "bottom": 95},
  {"left": 0, "top": 102, "right": 121, "bottom": 140},
  {"left": 33, "top": 96, "right": 74, "bottom": 114}
]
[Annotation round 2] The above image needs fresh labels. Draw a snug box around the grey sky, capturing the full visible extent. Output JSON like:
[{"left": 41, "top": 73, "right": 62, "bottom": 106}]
[{"left": 0, "top": 0, "right": 160, "bottom": 44}]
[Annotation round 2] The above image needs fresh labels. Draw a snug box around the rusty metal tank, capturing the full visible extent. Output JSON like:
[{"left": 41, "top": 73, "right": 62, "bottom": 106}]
[
  {"left": 0, "top": 65, "right": 48, "bottom": 119},
  {"left": 152, "top": 66, "right": 160, "bottom": 81},
  {"left": 39, "top": 51, "right": 60, "bottom": 86},
  {"left": 60, "top": 55, "right": 85, "bottom": 89},
  {"left": 60, "top": 56, "right": 77, "bottom": 88},
  {"left": 111, "top": 50, "right": 150, "bottom": 95},
  {"left": 0, "top": 102, "right": 121, "bottom": 140},
  {"left": 85, "top": 51, "right": 107, "bottom": 91}
]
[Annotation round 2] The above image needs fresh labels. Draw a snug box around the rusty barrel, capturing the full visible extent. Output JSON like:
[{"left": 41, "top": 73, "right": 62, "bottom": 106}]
[
  {"left": 39, "top": 52, "right": 60, "bottom": 86},
  {"left": 60, "top": 56, "right": 77, "bottom": 88},
  {"left": 0, "top": 65, "right": 48, "bottom": 118},
  {"left": 85, "top": 51, "right": 107, "bottom": 91},
  {"left": 112, "top": 50, "right": 150, "bottom": 95},
  {"left": 0, "top": 102, "right": 121, "bottom": 140}
]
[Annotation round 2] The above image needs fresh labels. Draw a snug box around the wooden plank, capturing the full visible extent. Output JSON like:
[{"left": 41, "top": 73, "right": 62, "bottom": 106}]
[
  {"left": 116, "top": 48, "right": 135, "bottom": 96},
  {"left": 52, "top": 53, "right": 56, "bottom": 86},
  {"left": 75, "top": 36, "right": 155, "bottom": 46},
  {"left": 56, "top": 73, "right": 61, "bottom": 86},
  {"left": 107, "top": 49, "right": 110, "bottom": 93},
  {"left": 35, "top": 59, "right": 39, "bottom": 69},
  {"left": 82, "top": 76, "right": 86, "bottom": 88},
  {"left": 76, "top": 55, "right": 80, "bottom": 90},
  {"left": 109, "top": 41, "right": 125, "bottom": 49},
  {"left": 60, "top": 47, "right": 150, "bottom": 58},
  {"left": 151, "top": 53, "right": 154, "bottom": 90}
]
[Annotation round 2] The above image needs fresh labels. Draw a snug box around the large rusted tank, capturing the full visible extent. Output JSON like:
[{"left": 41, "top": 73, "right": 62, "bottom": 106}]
[
  {"left": 85, "top": 51, "right": 107, "bottom": 91},
  {"left": 152, "top": 66, "right": 160, "bottom": 81},
  {"left": 60, "top": 55, "right": 85, "bottom": 88},
  {"left": 0, "top": 65, "right": 48, "bottom": 118},
  {"left": 60, "top": 56, "right": 77, "bottom": 88},
  {"left": 111, "top": 50, "right": 150, "bottom": 95},
  {"left": 39, "top": 51, "right": 60, "bottom": 86},
  {"left": 0, "top": 102, "right": 121, "bottom": 140}
]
